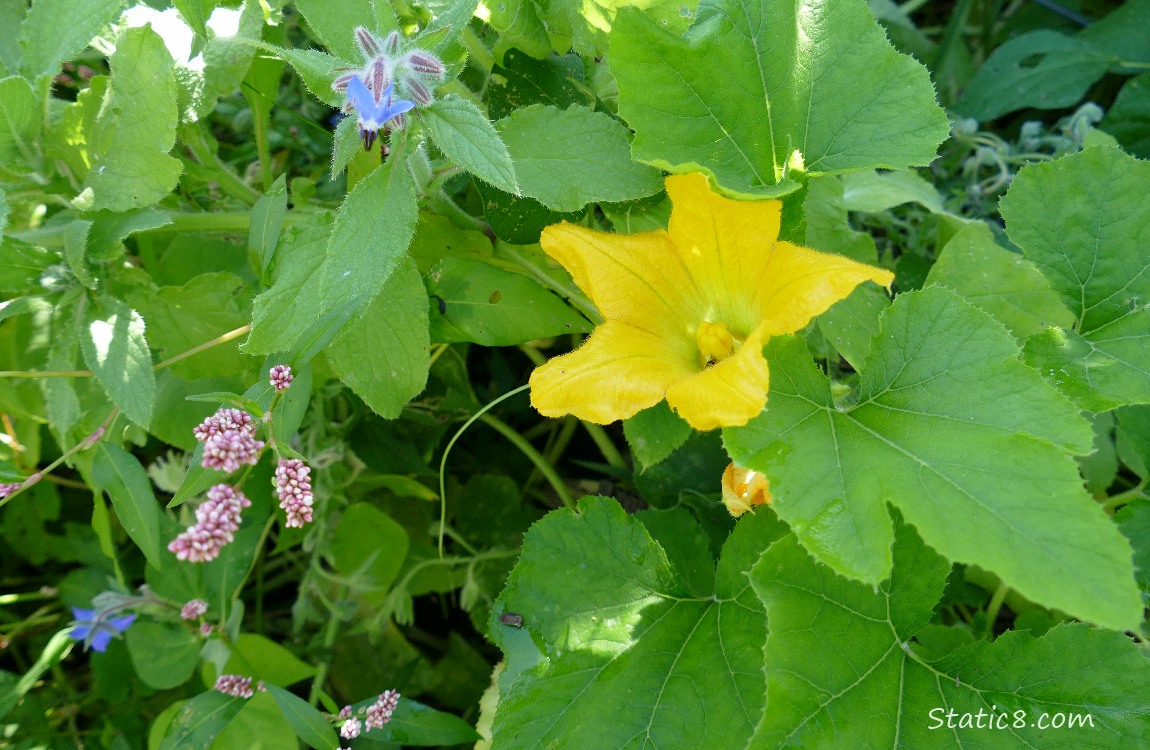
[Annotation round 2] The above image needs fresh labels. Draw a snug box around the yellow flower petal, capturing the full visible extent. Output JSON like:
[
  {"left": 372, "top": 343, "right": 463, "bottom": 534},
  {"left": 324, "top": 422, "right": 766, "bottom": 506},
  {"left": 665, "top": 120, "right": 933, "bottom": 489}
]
[
  {"left": 664, "top": 173, "right": 782, "bottom": 333},
  {"left": 530, "top": 320, "right": 695, "bottom": 424},
  {"left": 665, "top": 325, "right": 770, "bottom": 431},
  {"left": 540, "top": 222, "right": 701, "bottom": 339},
  {"left": 752, "top": 241, "right": 896, "bottom": 336}
]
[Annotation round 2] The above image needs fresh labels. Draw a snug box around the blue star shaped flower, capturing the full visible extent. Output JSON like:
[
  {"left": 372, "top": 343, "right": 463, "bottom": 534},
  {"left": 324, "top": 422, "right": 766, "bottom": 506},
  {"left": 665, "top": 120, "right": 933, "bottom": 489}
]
[
  {"left": 346, "top": 74, "right": 416, "bottom": 152},
  {"left": 69, "top": 607, "right": 136, "bottom": 652}
]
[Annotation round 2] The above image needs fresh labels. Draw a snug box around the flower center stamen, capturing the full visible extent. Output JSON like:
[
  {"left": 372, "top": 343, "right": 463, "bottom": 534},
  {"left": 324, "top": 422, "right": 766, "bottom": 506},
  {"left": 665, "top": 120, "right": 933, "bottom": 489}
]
[{"left": 696, "top": 321, "right": 737, "bottom": 365}]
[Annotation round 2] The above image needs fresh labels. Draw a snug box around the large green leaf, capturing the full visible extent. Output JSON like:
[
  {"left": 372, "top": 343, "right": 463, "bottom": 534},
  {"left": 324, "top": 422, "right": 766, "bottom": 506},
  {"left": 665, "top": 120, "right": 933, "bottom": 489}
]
[
  {"left": 0, "top": 76, "right": 39, "bottom": 166},
  {"left": 92, "top": 443, "right": 164, "bottom": 570},
  {"left": 329, "top": 503, "right": 410, "bottom": 605},
  {"left": 953, "top": 31, "right": 1112, "bottom": 122},
  {"left": 293, "top": 0, "right": 375, "bottom": 59},
  {"left": 424, "top": 95, "right": 519, "bottom": 194},
  {"left": 1000, "top": 147, "right": 1150, "bottom": 411},
  {"left": 926, "top": 223, "right": 1075, "bottom": 340},
  {"left": 246, "top": 217, "right": 332, "bottom": 355},
  {"left": 426, "top": 256, "right": 591, "bottom": 345},
  {"left": 74, "top": 26, "right": 183, "bottom": 212},
  {"left": 158, "top": 691, "right": 246, "bottom": 750},
  {"left": 749, "top": 521, "right": 1150, "bottom": 748},
  {"left": 611, "top": 0, "right": 949, "bottom": 196},
  {"left": 326, "top": 258, "right": 429, "bottom": 418},
  {"left": 319, "top": 159, "right": 419, "bottom": 311},
  {"left": 495, "top": 104, "right": 663, "bottom": 211},
  {"left": 490, "top": 496, "right": 786, "bottom": 749},
  {"left": 725, "top": 287, "right": 1141, "bottom": 631},
  {"left": 264, "top": 684, "right": 340, "bottom": 750},
  {"left": 18, "top": 0, "right": 125, "bottom": 80},
  {"left": 125, "top": 621, "right": 200, "bottom": 690},
  {"left": 80, "top": 296, "right": 156, "bottom": 428},
  {"left": 486, "top": 49, "right": 586, "bottom": 120}
]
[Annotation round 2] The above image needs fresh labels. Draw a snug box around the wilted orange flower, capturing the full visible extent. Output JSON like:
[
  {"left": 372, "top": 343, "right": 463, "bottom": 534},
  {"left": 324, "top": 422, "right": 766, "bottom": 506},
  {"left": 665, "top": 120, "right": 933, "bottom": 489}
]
[
  {"left": 529, "top": 173, "right": 894, "bottom": 430},
  {"left": 721, "top": 463, "right": 771, "bottom": 517}
]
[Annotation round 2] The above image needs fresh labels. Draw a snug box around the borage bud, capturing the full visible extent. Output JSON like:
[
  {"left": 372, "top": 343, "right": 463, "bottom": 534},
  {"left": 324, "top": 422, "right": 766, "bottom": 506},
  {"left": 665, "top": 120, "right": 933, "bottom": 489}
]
[
  {"left": 400, "top": 74, "right": 432, "bottom": 106},
  {"left": 401, "top": 50, "right": 445, "bottom": 79},
  {"left": 384, "top": 30, "right": 401, "bottom": 56},
  {"left": 354, "top": 25, "right": 380, "bottom": 58}
]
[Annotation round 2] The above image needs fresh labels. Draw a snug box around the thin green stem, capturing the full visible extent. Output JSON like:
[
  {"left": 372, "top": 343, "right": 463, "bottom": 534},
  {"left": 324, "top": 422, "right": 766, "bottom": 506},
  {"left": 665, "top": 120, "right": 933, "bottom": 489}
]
[
  {"left": 0, "top": 325, "right": 251, "bottom": 379},
  {"left": 438, "top": 384, "right": 532, "bottom": 557},
  {"left": 580, "top": 421, "right": 626, "bottom": 470},
  {"left": 1101, "top": 480, "right": 1148, "bottom": 511},
  {"left": 307, "top": 604, "right": 343, "bottom": 706},
  {"left": 983, "top": 580, "right": 1009, "bottom": 639},
  {"left": 180, "top": 123, "right": 262, "bottom": 206},
  {"left": 480, "top": 413, "right": 574, "bottom": 510}
]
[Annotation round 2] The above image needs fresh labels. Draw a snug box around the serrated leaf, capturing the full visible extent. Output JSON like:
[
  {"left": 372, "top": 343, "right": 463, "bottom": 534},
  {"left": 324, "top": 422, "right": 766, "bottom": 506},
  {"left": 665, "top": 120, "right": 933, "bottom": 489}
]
[
  {"left": 0, "top": 76, "right": 39, "bottom": 165},
  {"left": 81, "top": 297, "right": 155, "bottom": 428},
  {"left": 953, "top": 31, "right": 1112, "bottom": 121},
  {"left": 319, "top": 158, "right": 419, "bottom": 310},
  {"left": 330, "top": 114, "right": 361, "bottom": 179},
  {"left": 249, "top": 174, "right": 288, "bottom": 278},
  {"left": 424, "top": 95, "right": 518, "bottom": 194},
  {"left": 490, "top": 497, "right": 787, "bottom": 749},
  {"left": 611, "top": 0, "right": 950, "bottom": 196},
  {"left": 725, "top": 287, "right": 1141, "bottom": 631},
  {"left": 623, "top": 401, "right": 693, "bottom": 470},
  {"left": 326, "top": 258, "right": 429, "bottom": 418},
  {"left": 426, "top": 256, "right": 590, "bottom": 345},
  {"left": 264, "top": 684, "right": 340, "bottom": 750},
  {"left": 1001, "top": 146, "right": 1150, "bottom": 411},
  {"left": 92, "top": 443, "right": 164, "bottom": 570},
  {"left": 495, "top": 104, "right": 663, "bottom": 211},
  {"left": 260, "top": 43, "right": 346, "bottom": 107},
  {"left": 18, "top": 0, "right": 125, "bottom": 80},
  {"left": 247, "top": 217, "right": 331, "bottom": 355},
  {"left": 749, "top": 522, "right": 1150, "bottom": 748},
  {"left": 293, "top": 0, "right": 374, "bottom": 60},
  {"left": 73, "top": 26, "right": 182, "bottom": 211},
  {"left": 86, "top": 207, "right": 173, "bottom": 260},
  {"left": 926, "top": 223, "right": 1075, "bottom": 340}
]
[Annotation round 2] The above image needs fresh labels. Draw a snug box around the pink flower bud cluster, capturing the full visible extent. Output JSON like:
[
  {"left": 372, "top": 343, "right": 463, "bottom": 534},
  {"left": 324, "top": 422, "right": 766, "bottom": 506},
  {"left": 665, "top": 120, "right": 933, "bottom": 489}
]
[
  {"left": 269, "top": 364, "right": 294, "bottom": 392},
  {"left": 365, "top": 689, "right": 400, "bottom": 730},
  {"left": 340, "top": 717, "right": 362, "bottom": 739},
  {"left": 180, "top": 599, "right": 208, "bottom": 620},
  {"left": 167, "top": 485, "right": 252, "bottom": 563},
  {"left": 0, "top": 482, "right": 21, "bottom": 499},
  {"left": 274, "top": 458, "right": 314, "bottom": 528},
  {"left": 194, "top": 408, "right": 264, "bottom": 473},
  {"left": 336, "top": 690, "right": 400, "bottom": 738},
  {"left": 214, "top": 674, "right": 262, "bottom": 698}
]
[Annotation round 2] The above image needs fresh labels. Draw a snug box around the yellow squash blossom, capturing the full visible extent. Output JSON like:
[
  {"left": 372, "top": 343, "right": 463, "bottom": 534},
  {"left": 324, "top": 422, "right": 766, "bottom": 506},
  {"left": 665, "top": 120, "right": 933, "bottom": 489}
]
[
  {"left": 721, "top": 463, "right": 771, "bottom": 518},
  {"left": 529, "top": 173, "right": 894, "bottom": 431}
]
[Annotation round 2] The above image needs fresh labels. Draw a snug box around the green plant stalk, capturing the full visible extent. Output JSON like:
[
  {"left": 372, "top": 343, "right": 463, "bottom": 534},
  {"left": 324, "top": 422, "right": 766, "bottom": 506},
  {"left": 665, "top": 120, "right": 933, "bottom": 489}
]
[
  {"left": 983, "top": 580, "right": 1010, "bottom": 639},
  {"left": 480, "top": 413, "right": 574, "bottom": 510},
  {"left": 580, "top": 421, "right": 626, "bottom": 470}
]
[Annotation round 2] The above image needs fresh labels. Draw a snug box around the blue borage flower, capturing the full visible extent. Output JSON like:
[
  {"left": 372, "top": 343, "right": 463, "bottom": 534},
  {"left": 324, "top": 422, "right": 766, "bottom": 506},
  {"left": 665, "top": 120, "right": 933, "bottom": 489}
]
[
  {"left": 331, "top": 26, "right": 446, "bottom": 151},
  {"left": 345, "top": 76, "right": 415, "bottom": 152},
  {"left": 69, "top": 607, "right": 136, "bottom": 652}
]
